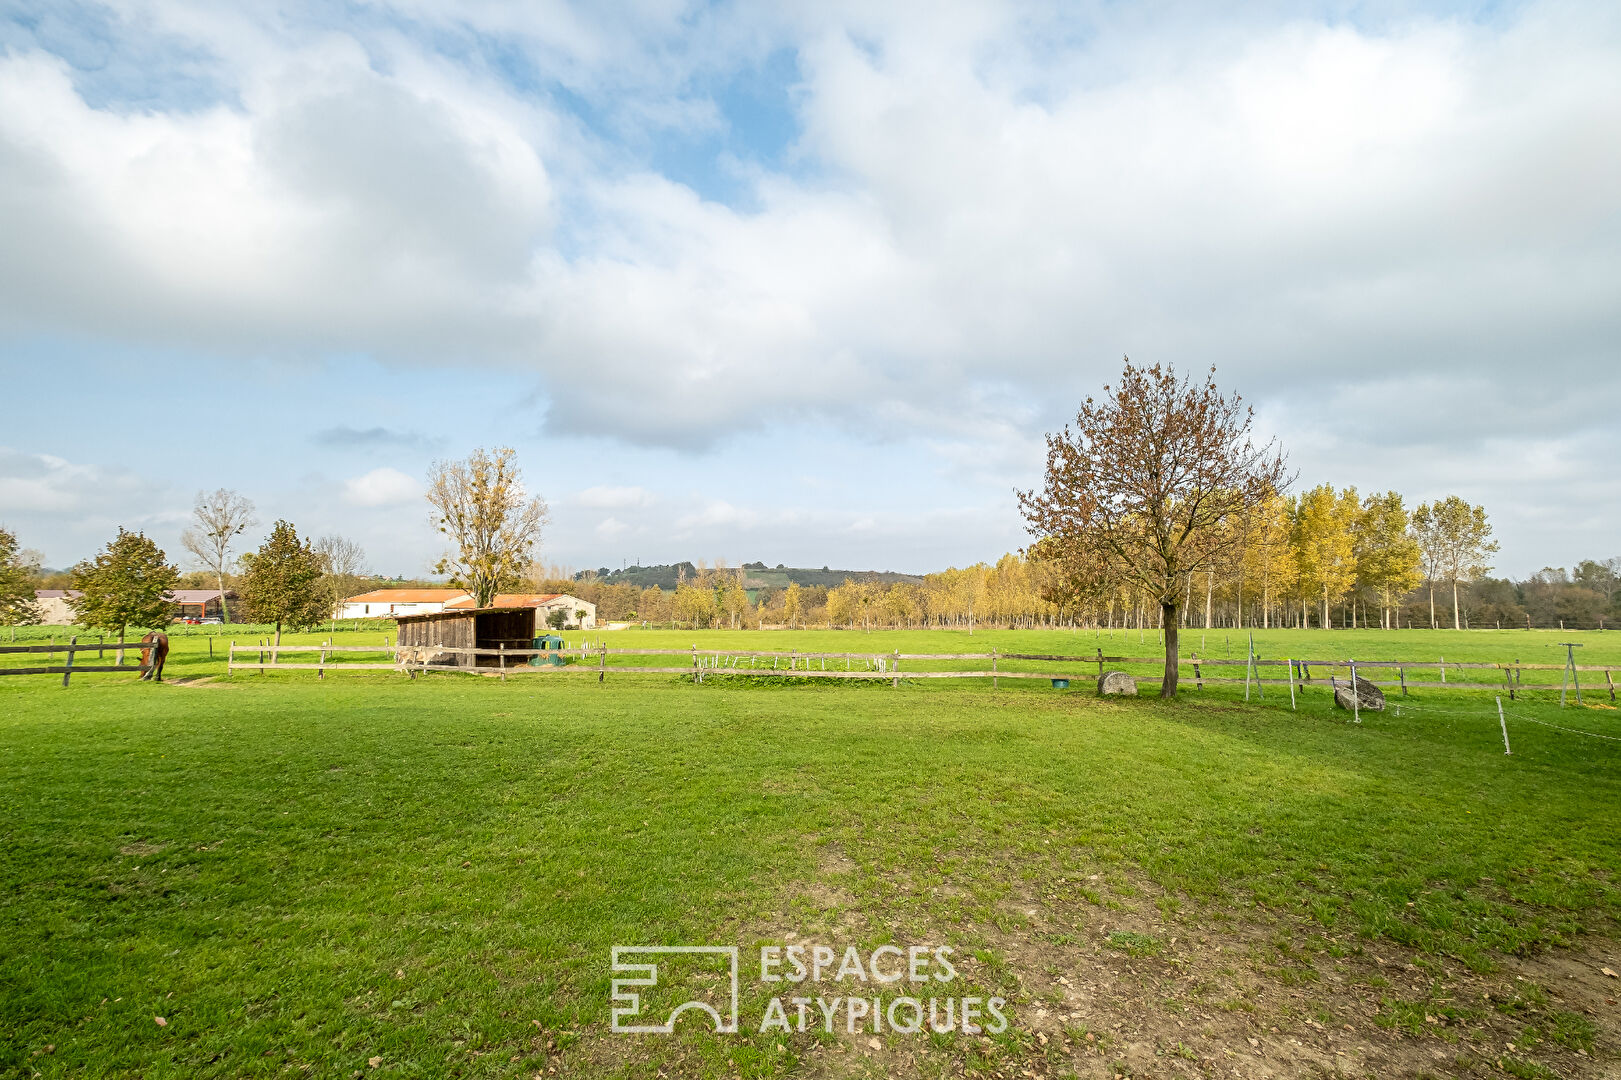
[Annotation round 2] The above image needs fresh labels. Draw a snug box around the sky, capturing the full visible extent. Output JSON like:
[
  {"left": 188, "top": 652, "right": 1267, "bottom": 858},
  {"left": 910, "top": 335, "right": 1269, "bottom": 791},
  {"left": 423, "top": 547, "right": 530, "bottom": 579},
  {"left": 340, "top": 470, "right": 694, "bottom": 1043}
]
[{"left": 0, "top": 0, "right": 1617, "bottom": 580}]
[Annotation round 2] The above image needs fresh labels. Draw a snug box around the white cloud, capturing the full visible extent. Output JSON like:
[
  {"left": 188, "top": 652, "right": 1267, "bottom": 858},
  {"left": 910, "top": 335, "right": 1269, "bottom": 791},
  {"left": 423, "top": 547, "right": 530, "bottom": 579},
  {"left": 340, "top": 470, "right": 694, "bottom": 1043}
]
[
  {"left": 575, "top": 485, "right": 656, "bottom": 509},
  {"left": 0, "top": 3, "right": 1617, "bottom": 573},
  {"left": 595, "top": 516, "right": 630, "bottom": 539},
  {"left": 343, "top": 467, "right": 421, "bottom": 507},
  {"left": 0, "top": 447, "right": 179, "bottom": 565}
]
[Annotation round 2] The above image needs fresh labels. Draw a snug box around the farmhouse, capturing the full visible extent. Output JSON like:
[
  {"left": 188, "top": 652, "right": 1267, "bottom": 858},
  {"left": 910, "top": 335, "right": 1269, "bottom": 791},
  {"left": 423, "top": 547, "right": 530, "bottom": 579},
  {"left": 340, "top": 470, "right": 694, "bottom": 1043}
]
[
  {"left": 33, "top": 588, "right": 238, "bottom": 624},
  {"left": 339, "top": 588, "right": 471, "bottom": 619},
  {"left": 32, "top": 590, "right": 78, "bottom": 625},
  {"left": 444, "top": 593, "right": 596, "bottom": 630}
]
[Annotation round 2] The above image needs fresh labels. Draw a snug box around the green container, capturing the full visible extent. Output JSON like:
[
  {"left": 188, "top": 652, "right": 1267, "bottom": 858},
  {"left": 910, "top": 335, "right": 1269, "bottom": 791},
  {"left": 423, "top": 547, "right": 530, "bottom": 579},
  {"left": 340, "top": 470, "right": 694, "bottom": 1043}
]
[
  {"left": 528, "top": 634, "right": 567, "bottom": 667},
  {"left": 1051, "top": 678, "right": 1069, "bottom": 689}
]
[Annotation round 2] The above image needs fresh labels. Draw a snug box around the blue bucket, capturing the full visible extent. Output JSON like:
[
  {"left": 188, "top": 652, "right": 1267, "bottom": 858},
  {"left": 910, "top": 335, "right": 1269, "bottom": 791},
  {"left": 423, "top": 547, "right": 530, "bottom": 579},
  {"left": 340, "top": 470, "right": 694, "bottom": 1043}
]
[{"left": 1051, "top": 678, "right": 1069, "bottom": 689}]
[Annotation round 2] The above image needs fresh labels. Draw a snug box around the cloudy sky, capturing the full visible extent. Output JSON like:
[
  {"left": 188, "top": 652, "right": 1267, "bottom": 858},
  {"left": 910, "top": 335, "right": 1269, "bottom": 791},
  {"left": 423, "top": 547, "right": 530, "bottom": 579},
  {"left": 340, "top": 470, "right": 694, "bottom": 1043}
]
[{"left": 1, "top": 0, "right": 1617, "bottom": 579}]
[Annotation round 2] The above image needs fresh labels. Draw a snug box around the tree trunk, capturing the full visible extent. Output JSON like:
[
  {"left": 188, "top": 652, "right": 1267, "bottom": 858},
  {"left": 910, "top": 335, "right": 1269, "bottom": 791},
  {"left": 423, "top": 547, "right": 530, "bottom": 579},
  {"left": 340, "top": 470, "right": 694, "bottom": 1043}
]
[
  {"left": 1204, "top": 572, "right": 1213, "bottom": 629},
  {"left": 1429, "top": 585, "right": 1436, "bottom": 629},
  {"left": 1321, "top": 583, "right": 1330, "bottom": 629},
  {"left": 1161, "top": 600, "right": 1179, "bottom": 698},
  {"left": 1452, "top": 580, "right": 1461, "bottom": 630},
  {"left": 274, "top": 620, "right": 282, "bottom": 664},
  {"left": 218, "top": 568, "right": 231, "bottom": 623},
  {"left": 117, "top": 623, "right": 126, "bottom": 666}
]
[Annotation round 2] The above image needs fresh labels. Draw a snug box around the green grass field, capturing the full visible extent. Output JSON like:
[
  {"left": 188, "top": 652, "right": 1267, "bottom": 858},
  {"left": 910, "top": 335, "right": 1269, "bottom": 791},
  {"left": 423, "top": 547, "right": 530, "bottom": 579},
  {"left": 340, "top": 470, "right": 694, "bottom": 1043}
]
[{"left": 2, "top": 628, "right": 1618, "bottom": 1078}]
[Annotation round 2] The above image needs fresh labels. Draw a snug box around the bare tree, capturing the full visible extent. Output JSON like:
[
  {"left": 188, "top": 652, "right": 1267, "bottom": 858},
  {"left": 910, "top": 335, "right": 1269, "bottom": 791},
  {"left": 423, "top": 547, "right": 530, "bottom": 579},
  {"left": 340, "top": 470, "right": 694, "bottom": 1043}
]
[
  {"left": 313, "top": 534, "right": 369, "bottom": 618},
  {"left": 1018, "top": 360, "right": 1288, "bottom": 698},
  {"left": 181, "top": 489, "right": 256, "bottom": 623},
  {"left": 425, "top": 447, "right": 548, "bottom": 607}
]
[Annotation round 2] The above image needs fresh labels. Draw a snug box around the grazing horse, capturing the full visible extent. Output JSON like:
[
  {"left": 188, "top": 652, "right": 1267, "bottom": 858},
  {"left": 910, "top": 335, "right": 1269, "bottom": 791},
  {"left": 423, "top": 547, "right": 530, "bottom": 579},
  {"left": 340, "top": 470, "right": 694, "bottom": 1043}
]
[{"left": 139, "top": 632, "right": 169, "bottom": 682}]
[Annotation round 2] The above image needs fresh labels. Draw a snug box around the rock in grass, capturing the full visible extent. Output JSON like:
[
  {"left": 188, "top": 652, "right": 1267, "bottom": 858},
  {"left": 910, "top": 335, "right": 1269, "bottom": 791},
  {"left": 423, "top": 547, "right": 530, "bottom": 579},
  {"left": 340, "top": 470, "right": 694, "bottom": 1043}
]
[
  {"left": 1333, "top": 676, "right": 1385, "bottom": 712},
  {"left": 1098, "top": 671, "right": 1137, "bottom": 696}
]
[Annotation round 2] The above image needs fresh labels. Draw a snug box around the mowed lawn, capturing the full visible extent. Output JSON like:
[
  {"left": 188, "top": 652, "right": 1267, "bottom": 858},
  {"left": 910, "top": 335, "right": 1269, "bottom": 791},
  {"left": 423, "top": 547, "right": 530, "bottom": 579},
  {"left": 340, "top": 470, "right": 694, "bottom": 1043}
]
[{"left": 2, "top": 628, "right": 1619, "bottom": 1077}]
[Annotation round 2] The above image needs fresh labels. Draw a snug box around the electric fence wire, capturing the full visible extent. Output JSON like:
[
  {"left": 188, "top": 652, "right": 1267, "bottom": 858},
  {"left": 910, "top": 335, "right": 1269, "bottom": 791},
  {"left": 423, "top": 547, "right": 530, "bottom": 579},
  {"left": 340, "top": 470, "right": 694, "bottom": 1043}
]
[{"left": 1504, "top": 710, "right": 1621, "bottom": 743}]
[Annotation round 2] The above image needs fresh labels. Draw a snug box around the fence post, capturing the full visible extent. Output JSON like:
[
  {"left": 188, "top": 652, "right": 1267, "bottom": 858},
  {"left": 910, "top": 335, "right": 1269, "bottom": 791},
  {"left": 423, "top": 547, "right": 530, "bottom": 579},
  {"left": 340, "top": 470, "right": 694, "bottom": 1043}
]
[
  {"left": 319, "top": 641, "right": 327, "bottom": 680},
  {"left": 208, "top": 637, "right": 213, "bottom": 660},
  {"left": 62, "top": 635, "right": 76, "bottom": 688},
  {"left": 1349, "top": 660, "right": 1360, "bottom": 724},
  {"left": 499, "top": 642, "right": 506, "bottom": 683},
  {"left": 599, "top": 642, "right": 606, "bottom": 683},
  {"left": 893, "top": 648, "right": 900, "bottom": 689},
  {"left": 227, "top": 641, "right": 235, "bottom": 677},
  {"left": 1192, "top": 651, "right": 1201, "bottom": 690},
  {"left": 1439, "top": 656, "right": 1445, "bottom": 684},
  {"left": 1503, "top": 664, "right": 1512, "bottom": 701},
  {"left": 1497, "top": 696, "right": 1511, "bottom": 755},
  {"left": 1608, "top": 668, "right": 1615, "bottom": 703},
  {"left": 692, "top": 644, "right": 698, "bottom": 684},
  {"left": 1096, "top": 647, "right": 1103, "bottom": 678},
  {"left": 992, "top": 646, "right": 998, "bottom": 690},
  {"left": 1399, "top": 666, "right": 1407, "bottom": 696},
  {"left": 1286, "top": 658, "right": 1295, "bottom": 710}
]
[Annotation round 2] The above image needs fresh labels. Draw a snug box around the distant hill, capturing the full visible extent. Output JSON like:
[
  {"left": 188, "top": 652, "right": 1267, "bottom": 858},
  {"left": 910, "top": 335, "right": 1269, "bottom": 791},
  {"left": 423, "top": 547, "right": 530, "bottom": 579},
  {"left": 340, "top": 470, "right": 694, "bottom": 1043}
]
[{"left": 575, "top": 562, "right": 924, "bottom": 591}]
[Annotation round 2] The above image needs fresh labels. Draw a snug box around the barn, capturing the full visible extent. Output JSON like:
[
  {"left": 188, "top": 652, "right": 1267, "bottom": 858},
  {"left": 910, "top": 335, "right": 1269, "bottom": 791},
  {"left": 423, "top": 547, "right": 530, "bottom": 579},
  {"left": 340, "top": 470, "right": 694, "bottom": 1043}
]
[{"left": 393, "top": 607, "right": 537, "bottom": 669}]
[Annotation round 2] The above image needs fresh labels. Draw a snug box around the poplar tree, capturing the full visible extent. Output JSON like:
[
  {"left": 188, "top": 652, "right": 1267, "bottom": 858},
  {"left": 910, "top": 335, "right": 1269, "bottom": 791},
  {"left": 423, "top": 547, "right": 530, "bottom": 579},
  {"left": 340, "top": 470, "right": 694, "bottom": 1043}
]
[
  {"left": 1354, "top": 492, "right": 1423, "bottom": 629},
  {"left": 1411, "top": 497, "right": 1498, "bottom": 630},
  {"left": 1289, "top": 485, "right": 1358, "bottom": 628}
]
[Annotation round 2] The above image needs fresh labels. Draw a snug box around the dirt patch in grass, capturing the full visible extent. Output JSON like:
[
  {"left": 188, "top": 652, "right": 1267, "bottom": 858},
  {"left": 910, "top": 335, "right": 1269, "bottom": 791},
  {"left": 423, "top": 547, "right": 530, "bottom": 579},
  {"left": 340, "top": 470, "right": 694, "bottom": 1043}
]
[
  {"left": 551, "top": 863, "right": 1617, "bottom": 1079},
  {"left": 117, "top": 841, "right": 167, "bottom": 857}
]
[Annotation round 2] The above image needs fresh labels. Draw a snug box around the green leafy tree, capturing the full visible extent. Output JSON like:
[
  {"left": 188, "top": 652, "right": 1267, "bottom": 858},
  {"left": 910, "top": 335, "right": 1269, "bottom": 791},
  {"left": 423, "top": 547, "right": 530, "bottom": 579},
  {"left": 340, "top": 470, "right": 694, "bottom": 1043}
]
[
  {"left": 239, "top": 521, "right": 328, "bottom": 648},
  {"left": 69, "top": 529, "right": 179, "bottom": 648},
  {"left": 0, "top": 526, "right": 43, "bottom": 625}
]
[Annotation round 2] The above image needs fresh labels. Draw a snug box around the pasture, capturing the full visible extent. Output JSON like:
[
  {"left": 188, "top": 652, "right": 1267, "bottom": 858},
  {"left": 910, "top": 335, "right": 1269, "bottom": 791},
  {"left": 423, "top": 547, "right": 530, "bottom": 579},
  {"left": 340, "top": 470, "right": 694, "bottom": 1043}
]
[{"left": 2, "top": 628, "right": 1618, "bottom": 1079}]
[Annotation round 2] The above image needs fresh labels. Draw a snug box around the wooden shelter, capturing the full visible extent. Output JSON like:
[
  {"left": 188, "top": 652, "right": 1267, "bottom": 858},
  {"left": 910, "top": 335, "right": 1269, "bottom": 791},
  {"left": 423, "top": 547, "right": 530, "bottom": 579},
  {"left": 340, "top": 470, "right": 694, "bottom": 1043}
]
[{"left": 393, "top": 607, "right": 535, "bottom": 669}]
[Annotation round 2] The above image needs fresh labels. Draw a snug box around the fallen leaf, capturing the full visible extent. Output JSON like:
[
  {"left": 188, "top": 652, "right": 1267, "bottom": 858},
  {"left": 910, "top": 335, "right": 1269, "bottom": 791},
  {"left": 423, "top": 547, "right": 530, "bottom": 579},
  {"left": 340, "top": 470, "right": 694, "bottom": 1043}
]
[
  {"left": 867, "top": 1037, "right": 881, "bottom": 1050},
  {"left": 154, "top": 1016, "right": 167, "bottom": 1027},
  {"left": 1602, "top": 967, "right": 1617, "bottom": 978},
  {"left": 369, "top": 1055, "right": 382, "bottom": 1068}
]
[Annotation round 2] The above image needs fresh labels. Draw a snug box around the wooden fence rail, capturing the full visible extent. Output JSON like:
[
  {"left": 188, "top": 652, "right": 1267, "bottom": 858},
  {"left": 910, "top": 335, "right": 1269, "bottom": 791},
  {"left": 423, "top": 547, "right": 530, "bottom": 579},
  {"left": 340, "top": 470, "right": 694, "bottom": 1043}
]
[
  {"left": 219, "top": 643, "right": 1615, "bottom": 702},
  {"left": 0, "top": 639, "right": 152, "bottom": 685}
]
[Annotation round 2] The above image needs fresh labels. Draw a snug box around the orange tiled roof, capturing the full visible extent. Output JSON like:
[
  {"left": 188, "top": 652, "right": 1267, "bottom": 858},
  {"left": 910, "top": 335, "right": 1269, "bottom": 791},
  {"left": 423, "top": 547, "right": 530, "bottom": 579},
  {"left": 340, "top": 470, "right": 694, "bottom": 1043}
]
[
  {"left": 344, "top": 589, "right": 470, "bottom": 604},
  {"left": 443, "top": 593, "right": 565, "bottom": 609}
]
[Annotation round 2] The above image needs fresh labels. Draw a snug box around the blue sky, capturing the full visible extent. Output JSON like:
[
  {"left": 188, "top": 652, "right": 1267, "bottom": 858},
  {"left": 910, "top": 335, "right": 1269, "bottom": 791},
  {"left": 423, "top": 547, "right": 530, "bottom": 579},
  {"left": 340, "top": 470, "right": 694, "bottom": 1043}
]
[{"left": 1, "top": 0, "right": 1617, "bottom": 578}]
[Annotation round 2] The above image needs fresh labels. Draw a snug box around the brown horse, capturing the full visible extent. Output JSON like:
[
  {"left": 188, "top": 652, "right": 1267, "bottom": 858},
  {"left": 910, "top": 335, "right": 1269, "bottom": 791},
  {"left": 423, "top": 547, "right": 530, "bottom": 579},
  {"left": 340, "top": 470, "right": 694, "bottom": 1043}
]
[{"left": 139, "top": 632, "right": 169, "bottom": 682}]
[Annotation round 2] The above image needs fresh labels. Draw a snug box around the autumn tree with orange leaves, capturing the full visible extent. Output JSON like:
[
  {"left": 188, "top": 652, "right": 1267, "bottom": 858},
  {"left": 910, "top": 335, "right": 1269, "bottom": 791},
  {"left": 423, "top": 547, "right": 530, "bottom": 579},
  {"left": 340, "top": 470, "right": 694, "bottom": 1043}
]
[{"left": 1018, "top": 360, "right": 1288, "bottom": 698}]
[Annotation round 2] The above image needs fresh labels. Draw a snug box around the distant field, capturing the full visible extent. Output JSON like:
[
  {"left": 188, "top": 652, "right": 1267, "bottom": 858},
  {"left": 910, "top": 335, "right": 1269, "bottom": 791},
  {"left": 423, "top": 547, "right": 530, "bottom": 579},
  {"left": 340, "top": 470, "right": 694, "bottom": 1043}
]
[{"left": 2, "top": 627, "right": 1617, "bottom": 1077}]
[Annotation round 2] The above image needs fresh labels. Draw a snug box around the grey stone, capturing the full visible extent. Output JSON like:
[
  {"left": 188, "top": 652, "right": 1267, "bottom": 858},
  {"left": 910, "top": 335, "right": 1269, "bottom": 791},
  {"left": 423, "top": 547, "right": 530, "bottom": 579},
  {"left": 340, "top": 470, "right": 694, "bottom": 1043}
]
[
  {"left": 1333, "top": 675, "right": 1386, "bottom": 712},
  {"left": 1098, "top": 670, "right": 1138, "bottom": 696}
]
